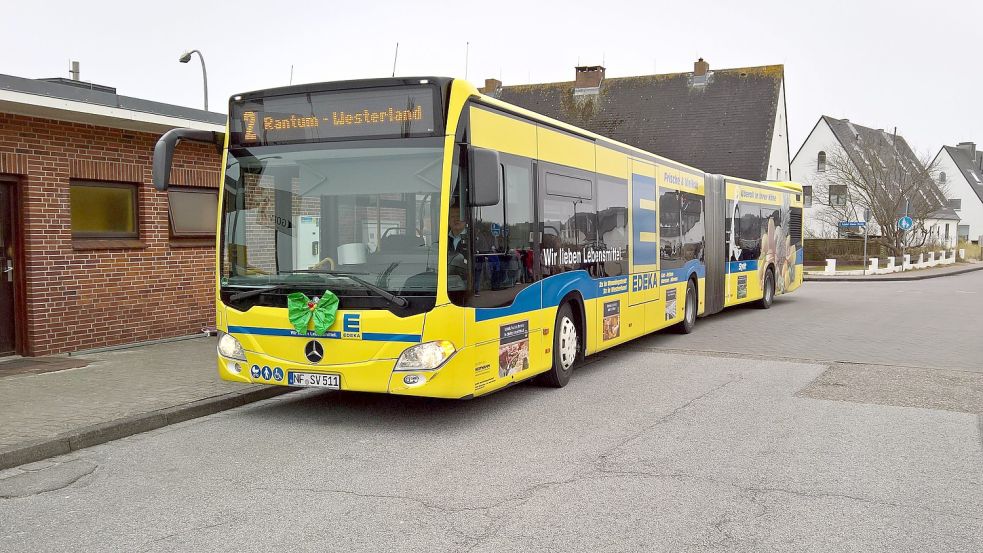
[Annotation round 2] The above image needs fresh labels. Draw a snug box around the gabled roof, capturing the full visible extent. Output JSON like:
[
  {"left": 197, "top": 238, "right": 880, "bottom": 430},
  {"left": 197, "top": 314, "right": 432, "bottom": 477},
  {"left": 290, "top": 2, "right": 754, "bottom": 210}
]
[
  {"left": 493, "top": 65, "right": 785, "bottom": 181},
  {"left": 942, "top": 145, "right": 983, "bottom": 205},
  {"left": 823, "top": 116, "right": 922, "bottom": 174},
  {"left": 819, "top": 115, "right": 949, "bottom": 212},
  {"left": 927, "top": 206, "right": 960, "bottom": 221}
]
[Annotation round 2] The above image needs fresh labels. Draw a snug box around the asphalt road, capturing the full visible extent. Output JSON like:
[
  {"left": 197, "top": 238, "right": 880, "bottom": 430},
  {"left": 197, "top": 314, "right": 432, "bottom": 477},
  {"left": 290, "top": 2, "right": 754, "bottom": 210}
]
[
  {"left": 1, "top": 274, "right": 981, "bottom": 551},
  {"left": 644, "top": 270, "right": 983, "bottom": 372}
]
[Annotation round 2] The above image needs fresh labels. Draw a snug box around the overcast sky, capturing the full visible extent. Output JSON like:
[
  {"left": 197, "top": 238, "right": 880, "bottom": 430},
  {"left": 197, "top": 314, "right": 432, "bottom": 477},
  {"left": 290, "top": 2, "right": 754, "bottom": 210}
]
[{"left": 3, "top": 0, "right": 980, "bottom": 160}]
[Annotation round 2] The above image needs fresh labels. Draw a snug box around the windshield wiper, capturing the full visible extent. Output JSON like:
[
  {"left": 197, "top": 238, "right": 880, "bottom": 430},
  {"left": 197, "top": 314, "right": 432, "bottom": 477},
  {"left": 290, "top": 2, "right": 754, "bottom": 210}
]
[
  {"left": 280, "top": 270, "right": 410, "bottom": 309},
  {"left": 227, "top": 281, "right": 326, "bottom": 302}
]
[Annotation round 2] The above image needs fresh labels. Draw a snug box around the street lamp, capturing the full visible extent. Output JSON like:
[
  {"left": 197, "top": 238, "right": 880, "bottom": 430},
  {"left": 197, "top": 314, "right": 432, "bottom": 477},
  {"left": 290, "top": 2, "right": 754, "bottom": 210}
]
[{"left": 179, "top": 49, "right": 208, "bottom": 111}]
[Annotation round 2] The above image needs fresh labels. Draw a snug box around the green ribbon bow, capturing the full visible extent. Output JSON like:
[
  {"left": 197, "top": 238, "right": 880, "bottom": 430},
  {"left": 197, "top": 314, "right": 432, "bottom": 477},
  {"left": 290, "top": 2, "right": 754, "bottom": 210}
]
[{"left": 287, "top": 290, "right": 339, "bottom": 335}]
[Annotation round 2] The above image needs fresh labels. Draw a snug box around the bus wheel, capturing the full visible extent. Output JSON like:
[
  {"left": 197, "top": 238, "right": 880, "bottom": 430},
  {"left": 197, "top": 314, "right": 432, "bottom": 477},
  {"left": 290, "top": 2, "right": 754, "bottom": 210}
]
[
  {"left": 677, "top": 279, "right": 697, "bottom": 334},
  {"left": 757, "top": 268, "right": 775, "bottom": 309},
  {"left": 539, "top": 303, "right": 579, "bottom": 388}
]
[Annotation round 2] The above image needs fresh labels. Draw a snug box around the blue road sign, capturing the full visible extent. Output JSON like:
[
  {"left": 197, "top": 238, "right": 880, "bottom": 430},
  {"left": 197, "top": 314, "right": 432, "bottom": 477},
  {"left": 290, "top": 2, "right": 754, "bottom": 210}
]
[
  {"left": 898, "top": 216, "right": 914, "bottom": 231},
  {"left": 838, "top": 221, "right": 866, "bottom": 228}
]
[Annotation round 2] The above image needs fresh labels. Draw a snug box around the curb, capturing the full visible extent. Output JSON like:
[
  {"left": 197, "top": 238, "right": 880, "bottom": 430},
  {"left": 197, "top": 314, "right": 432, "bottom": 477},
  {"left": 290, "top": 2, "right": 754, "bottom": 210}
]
[
  {"left": 804, "top": 264, "right": 983, "bottom": 282},
  {"left": 0, "top": 386, "right": 293, "bottom": 471}
]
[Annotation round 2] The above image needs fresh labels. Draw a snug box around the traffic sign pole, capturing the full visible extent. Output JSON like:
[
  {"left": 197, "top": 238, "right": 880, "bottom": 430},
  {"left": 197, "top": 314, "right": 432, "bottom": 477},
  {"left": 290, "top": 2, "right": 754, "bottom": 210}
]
[
  {"left": 863, "top": 219, "right": 868, "bottom": 276},
  {"left": 898, "top": 214, "right": 914, "bottom": 271},
  {"left": 862, "top": 209, "right": 871, "bottom": 275},
  {"left": 903, "top": 201, "right": 910, "bottom": 270}
]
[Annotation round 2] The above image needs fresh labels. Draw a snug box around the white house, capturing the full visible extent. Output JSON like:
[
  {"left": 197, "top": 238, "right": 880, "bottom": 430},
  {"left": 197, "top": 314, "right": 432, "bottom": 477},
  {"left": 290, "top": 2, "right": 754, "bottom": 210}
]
[
  {"left": 930, "top": 142, "right": 983, "bottom": 243},
  {"left": 791, "top": 116, "right": 960, "bottom": 248}
]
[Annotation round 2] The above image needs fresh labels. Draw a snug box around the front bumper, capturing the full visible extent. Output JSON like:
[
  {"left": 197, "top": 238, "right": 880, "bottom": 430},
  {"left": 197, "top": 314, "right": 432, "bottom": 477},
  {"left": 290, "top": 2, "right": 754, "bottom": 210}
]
[{"left": 218, "top": 347, "right": 474, "bottom": 399}]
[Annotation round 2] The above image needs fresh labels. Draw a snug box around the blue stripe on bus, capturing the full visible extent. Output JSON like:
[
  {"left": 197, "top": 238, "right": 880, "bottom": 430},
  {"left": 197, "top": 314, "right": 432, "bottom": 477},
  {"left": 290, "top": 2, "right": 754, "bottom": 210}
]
[
  {"left": 727, "top": 260, "right": 759, "bottom": 273},
  {"left": 796, "top": 248, "right": 804, "bottom": 264},
  {"left": 475, "top": 271, "right": 596, "bottom": 322},
  {"left": 227, "top": 326, "right": 421, "bottom": 342},
  {"left": 474, "top": 265, "right": 703, "bottom": 323},
  {"left": 362, "top": 333, "right": 422, "bottom": 342},
  {"left": 660, "top": 259, "right": 706, "bottom": 284}
]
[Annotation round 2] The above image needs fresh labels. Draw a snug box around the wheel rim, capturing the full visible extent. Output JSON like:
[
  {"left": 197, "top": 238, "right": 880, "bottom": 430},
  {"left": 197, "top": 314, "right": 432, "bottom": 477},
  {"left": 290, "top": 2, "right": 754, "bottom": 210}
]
[
  {"left": 766, "top": 275, "right": 774, "bottom": 303},
  {"left": 558, "top": 316, "right": 578, "bottom": 370}
]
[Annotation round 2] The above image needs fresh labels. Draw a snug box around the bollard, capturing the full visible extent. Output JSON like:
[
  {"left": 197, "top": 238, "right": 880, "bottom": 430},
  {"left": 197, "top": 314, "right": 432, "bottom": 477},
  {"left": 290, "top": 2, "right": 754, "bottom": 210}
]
[
  {"left": 825, "top": 259, "right": 836, "bottom": 274},
  {"left": 903, "top": 254, "right": 912, "bottom": 271},
  {"left": 886, "top": 256, "right": 896, "bottom": 273},
  {"left": 868, "top": 258, "right": 879, "bottom": 274},
  {"left": 959, "top": 248, "right": 965, "bottom": 260},
  {"left": 917, "top": 253, "right": 925, "bottom": 268},
  {"left": 927, "top": 252, "right": 936, "bottom": 267}
]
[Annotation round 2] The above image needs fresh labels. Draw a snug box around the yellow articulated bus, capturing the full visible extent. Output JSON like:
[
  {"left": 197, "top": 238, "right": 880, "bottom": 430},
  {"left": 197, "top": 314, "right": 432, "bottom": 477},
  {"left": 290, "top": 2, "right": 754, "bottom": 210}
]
[{"left": 152, "top": 77, "right": 803, "bottom": 399}]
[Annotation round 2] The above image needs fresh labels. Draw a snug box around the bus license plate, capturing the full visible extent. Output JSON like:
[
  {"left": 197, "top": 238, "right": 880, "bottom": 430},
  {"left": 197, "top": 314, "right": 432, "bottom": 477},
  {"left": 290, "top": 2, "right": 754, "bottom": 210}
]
[{"left": 288, "top": 372, "right": 340, "bottom": 389}]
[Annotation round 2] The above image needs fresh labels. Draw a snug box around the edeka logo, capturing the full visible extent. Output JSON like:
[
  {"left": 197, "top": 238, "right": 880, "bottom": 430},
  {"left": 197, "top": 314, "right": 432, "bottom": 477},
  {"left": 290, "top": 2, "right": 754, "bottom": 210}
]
[
  {"left": 343, "top": 314, "right": 362, "bottom": 339},
  {"left": 632, "top": 272, "right": 659, "bottom": 293}
]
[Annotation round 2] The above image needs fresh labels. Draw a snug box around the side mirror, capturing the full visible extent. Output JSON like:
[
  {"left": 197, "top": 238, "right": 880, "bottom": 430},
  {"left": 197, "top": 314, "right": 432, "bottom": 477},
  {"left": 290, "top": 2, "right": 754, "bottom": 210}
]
[
  {"left": 152, "top": 128, "right": 219, "bottom": 191},
  {"left": 469, "top": 146, "right": 501, "bottom": 207}
]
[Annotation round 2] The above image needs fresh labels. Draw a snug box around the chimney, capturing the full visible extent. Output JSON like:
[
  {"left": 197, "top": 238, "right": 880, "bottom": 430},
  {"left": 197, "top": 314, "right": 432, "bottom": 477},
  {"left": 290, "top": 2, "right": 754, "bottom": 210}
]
[
  {"left": 574, "top": 65, "right": 605, "bottom": 91},
  {"left": 479, "top": 78, "right": 502, "bottom": 94},
  {"left": 694, "top": 57, "right": 709, "bottom": 77},
  {"left": 70, "top": 60, "right": 80, "bottom": 81},
  {"left": 957, "top": 141, "right": 977, "bottom": 162}
]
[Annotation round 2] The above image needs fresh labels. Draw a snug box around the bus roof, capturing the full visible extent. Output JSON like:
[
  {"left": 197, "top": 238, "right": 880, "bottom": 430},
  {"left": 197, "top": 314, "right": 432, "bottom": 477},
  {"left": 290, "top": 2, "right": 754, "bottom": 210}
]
[
  {"left": 460, "top": 80, "right": 801, "bottom": 193},
  {"left": 230, "top": 76, "right": 801, "bottom": 193}
]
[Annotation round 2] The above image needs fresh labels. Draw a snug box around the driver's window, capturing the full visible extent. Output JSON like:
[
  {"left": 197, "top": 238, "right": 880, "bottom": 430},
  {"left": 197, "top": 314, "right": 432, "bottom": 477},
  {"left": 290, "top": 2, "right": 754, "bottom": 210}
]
[
  {"left": 455, "top": 154, "right": 538, "bottom": 308},
  {"left": 472, "top": 165, "right": 506, "bottom": 254}
]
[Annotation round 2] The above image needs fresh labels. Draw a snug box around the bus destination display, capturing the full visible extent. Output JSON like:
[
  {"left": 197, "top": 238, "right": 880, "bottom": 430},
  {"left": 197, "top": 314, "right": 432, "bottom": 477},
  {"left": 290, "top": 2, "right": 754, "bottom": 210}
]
[{"left": 231, "top": 87, "right": 437, "bottom": 145}]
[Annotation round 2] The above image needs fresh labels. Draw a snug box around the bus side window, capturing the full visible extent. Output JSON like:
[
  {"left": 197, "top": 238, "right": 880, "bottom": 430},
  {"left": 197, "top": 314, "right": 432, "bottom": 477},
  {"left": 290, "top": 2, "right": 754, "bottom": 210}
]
[
  {"left": 472, "top": 165, "right": 506, "bottom": 255},
  {"left": 738, "top": 207, "right": 761, "bottom": 261},
  {"left": 542, "top": 171, "right": 595, "bottom": 276},
  {"left": 659, "top": 188, "right": 683, "bottom": 269},
  {"left": 467, "top": 154, "right": 537, "bottom": 308},
  {"left": 597, "top": 176, "right": 628, "bottom": 277},
  {"left": 504, "top": 158, "right": 535, "bottom": 283},
  {"left": 680, "top": 192, "right": 705, "bottom": 262}
]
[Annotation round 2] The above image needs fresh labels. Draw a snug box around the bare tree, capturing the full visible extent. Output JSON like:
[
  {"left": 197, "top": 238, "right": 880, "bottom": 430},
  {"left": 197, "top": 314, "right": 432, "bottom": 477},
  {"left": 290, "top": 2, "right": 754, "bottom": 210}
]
[{"left": 809, "top": 140, "right": 948, "bottom": 256}]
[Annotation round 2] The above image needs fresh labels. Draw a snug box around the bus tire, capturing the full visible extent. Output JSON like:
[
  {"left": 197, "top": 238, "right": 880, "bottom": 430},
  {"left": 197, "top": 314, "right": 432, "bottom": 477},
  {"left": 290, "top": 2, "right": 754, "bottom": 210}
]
[
  {"left": 538, "top": 302, "right": 579, "bottom": 388},
  {"left": 677, "top": 279, "right": 697, "bottom": 334},
  {"left": 757, "top": 267, "right": 775, "bottom": 309}
]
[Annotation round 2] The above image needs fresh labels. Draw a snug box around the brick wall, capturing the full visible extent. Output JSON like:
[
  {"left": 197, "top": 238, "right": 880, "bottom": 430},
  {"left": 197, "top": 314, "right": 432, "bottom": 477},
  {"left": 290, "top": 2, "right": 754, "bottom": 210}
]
[{"left": 0, "top": 112, "right": 222, "bottom": 355}]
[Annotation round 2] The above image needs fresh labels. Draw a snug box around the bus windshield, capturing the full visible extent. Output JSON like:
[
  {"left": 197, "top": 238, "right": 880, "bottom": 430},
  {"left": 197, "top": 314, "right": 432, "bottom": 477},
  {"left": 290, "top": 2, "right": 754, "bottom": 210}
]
[{"left": 220, "top": 138, "right": 444, "bottom": 299}]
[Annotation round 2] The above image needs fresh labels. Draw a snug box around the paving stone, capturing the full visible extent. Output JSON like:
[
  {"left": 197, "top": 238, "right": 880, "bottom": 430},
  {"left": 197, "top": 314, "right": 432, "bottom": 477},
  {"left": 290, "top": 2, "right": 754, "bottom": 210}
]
[{"left": 0, "top": 337, "right": 268, "bottom": 451}]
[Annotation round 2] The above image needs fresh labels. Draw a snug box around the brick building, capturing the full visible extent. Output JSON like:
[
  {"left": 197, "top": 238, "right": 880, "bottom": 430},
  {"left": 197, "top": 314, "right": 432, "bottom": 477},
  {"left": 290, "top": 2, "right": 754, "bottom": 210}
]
[{"left": 0, "top": 73, "right": 225, "bottom": 357}]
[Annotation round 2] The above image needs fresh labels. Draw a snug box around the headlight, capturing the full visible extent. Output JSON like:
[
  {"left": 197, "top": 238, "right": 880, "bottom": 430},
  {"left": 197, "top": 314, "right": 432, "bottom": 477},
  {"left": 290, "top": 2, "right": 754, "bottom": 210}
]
[
  {"left": 217, "top": 332, "right": 247, "bottom": 361},
  {"left": 394, "top": 340, "right": 455, "bottom": 371}
]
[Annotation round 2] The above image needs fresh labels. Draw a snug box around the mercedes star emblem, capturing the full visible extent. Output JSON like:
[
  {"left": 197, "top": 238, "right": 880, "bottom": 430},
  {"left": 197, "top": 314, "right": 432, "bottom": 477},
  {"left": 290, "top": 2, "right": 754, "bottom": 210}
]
[{"left": 305, "top": 340, "right": 324, "bottom": 363}]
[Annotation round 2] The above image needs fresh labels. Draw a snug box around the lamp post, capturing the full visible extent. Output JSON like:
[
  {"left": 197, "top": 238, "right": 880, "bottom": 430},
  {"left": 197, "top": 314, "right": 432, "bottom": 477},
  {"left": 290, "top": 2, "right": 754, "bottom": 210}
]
[{"left": 179, "top": 49, "right": 208, "bottom": 111}]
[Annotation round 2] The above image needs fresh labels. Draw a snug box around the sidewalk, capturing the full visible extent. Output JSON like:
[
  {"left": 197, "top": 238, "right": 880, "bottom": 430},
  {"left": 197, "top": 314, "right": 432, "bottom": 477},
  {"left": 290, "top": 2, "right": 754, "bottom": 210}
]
[
  {"left": 804, "top": 261, "right": 983, "bottom": 282},
  {"left": 0, "top": 336, "right": 291, "bottom": 470}
]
